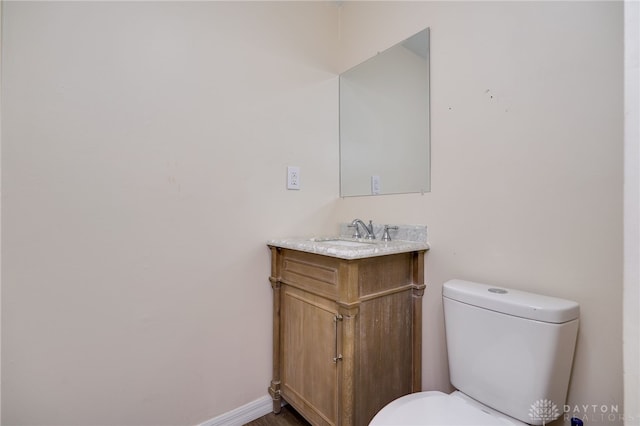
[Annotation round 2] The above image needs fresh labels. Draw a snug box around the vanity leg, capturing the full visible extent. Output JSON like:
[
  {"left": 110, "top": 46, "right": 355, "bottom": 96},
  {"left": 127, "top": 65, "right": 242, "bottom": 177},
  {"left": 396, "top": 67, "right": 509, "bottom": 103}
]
[
  {"left": 269, "top": 247, "right": 283, "bottom": 414},
  {"left": 411, "top": 251, "right": 426, "bottom": 392},
  {"left": 269, "top": 276, "right": 282, "bottom": 414},
  {"left": 268, "top": 380, "right": 282, "bottom": 414}
]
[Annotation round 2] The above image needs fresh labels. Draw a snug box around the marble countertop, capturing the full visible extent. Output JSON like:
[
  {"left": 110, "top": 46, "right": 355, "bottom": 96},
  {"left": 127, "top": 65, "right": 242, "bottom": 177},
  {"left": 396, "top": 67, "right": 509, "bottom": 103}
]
[{"left": 268, "top": 225, "right": 429, "bottom": 260}]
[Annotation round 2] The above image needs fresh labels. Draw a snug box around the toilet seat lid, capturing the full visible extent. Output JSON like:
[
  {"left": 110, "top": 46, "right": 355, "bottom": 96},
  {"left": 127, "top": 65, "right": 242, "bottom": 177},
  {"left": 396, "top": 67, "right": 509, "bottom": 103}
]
[{"left": 369, "top": 391, "right": 525, "bottom": 426}]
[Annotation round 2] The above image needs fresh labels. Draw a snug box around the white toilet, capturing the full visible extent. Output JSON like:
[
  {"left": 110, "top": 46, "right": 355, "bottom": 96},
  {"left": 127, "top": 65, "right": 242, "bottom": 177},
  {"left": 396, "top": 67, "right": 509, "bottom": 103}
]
[{"left": 370, "top": 279, "right": 580, "bottom": 426}]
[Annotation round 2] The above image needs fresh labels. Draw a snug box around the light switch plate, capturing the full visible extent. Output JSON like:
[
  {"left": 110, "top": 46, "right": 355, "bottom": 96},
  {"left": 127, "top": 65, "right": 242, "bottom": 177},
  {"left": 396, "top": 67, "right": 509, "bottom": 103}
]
[
  {"left": 287, "top": 166, "right": 300, "bottom": 190},
  {"left": 371, "top": 175, "right": 381, "bottom": 195}
]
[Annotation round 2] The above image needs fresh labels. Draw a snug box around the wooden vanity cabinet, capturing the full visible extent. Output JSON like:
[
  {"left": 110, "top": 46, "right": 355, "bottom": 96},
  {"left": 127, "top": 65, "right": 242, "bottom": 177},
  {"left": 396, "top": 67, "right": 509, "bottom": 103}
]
[{"left": 268, "top": 246, "right": 426, "bottom": 426}]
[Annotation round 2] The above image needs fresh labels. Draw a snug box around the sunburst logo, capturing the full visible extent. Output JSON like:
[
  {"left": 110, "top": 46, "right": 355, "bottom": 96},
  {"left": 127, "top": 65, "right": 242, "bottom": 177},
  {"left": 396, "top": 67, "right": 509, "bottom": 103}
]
[{"left": 529, "top": 399, "right": 560, "bottom": 425}]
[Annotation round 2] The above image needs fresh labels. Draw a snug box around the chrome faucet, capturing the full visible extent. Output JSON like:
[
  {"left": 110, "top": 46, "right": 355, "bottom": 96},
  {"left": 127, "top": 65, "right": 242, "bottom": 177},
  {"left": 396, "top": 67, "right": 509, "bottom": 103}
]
[{"left": 349, "top": 219, "right": 376, "bottom": 240}]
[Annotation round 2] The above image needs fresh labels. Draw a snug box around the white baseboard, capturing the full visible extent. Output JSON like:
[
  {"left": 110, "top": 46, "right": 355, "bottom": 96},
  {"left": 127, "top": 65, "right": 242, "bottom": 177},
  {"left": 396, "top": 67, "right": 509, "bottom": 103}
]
[{"left": 198, "top": 395, "right": 273, "bottom": 426}]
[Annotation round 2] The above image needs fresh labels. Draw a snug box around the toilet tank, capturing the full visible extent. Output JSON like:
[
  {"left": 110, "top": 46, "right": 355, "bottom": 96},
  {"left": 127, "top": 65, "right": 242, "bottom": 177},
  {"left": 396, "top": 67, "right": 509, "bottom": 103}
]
[{"left": 443, "top": 279, "right": 579, "bottom": 426}]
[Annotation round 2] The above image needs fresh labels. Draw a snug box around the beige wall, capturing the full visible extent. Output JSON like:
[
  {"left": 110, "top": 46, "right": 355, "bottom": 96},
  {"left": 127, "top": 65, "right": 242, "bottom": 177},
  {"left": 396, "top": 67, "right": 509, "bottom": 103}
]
[
  {"left": 335, "top": 1, "right": 624, "bottom": 423},
  {"left": 1, "top": 2, "right": 340, "bottom": 425},
  {"left": 1, "top": 1, "right": 626, "bottom": 426},
  {"left": 624, "top": 1, "right": 640, "bottom": 423}
]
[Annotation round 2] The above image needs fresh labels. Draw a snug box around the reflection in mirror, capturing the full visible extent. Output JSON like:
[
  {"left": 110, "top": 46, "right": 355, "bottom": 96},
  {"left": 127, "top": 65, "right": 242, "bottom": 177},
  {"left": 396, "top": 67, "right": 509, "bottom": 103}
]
[{"left": 340, "top": 28, "right": 430, "bottom": 197}]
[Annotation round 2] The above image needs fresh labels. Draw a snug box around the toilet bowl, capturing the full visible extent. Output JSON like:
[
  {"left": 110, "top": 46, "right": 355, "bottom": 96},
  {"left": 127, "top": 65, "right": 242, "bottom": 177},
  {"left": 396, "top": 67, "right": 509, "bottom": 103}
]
[
  {"left": 369, "top": 279, "right": 579, "bottom": 426},
  {"left": 369, "top": 391, "right": 527, "bottom": 426}
]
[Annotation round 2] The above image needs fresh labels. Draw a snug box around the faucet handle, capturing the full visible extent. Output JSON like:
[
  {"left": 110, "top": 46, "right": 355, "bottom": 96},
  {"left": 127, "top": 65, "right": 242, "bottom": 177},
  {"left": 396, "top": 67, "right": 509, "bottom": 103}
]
[
  {"left": 382, "top": 225, "right": 399, "bottom": 242},
  {"left": 348, "top": 223, "right": 361, "bottom": 239}
]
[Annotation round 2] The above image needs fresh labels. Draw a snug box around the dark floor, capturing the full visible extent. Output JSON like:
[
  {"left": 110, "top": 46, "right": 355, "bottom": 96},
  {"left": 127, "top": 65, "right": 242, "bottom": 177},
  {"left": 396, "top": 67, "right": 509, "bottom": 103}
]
[{"left": 244, "top": 404, "right": 311, "bottom": 426}]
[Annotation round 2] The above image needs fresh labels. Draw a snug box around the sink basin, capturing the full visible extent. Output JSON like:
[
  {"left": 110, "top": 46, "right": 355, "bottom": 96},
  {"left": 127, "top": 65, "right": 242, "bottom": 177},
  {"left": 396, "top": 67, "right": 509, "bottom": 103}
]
[
  {"left": 309, "top": 238, "right": 375, "bottom": 247},
  {"left": 321, "top": 239, "right": 372, "bottom": 247}
]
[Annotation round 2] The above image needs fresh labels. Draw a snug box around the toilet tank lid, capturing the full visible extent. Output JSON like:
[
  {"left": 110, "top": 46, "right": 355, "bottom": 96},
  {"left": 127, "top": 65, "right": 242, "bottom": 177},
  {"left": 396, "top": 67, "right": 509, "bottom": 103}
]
[{"left": 443, "top": 279, "right": 580, "bottom": 323}]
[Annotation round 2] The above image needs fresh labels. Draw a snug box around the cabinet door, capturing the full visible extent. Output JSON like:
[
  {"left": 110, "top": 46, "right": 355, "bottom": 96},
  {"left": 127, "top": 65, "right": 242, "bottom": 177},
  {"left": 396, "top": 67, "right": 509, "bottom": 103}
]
[{"left": 281, "top": 286, "right": 340, "bottom": 426}]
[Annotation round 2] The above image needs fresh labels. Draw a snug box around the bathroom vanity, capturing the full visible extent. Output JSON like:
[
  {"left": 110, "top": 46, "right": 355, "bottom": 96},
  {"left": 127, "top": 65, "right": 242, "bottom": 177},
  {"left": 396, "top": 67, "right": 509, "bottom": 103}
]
[{"left": 267, "top": 233, "right": 428, "bottom": 426}]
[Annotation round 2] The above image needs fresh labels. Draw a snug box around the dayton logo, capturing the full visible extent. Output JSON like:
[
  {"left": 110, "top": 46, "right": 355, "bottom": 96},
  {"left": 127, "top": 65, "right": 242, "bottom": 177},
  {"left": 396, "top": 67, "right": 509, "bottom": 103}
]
[{"left": 529, "top": 399, "right": 560, "bottom": 425}]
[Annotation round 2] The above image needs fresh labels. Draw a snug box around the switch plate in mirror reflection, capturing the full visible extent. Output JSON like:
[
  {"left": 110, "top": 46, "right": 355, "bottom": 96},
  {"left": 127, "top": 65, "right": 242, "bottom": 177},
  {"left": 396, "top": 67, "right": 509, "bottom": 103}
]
[{"left": 339, "top": 28, "right": 430, "bottom": 197}]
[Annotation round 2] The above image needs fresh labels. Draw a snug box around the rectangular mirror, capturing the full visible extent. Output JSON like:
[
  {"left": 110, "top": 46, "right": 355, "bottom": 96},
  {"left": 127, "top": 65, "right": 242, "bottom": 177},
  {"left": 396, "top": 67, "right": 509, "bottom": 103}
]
[{"left": 339, "top": 28, "right": 430, "bottom": 197}]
